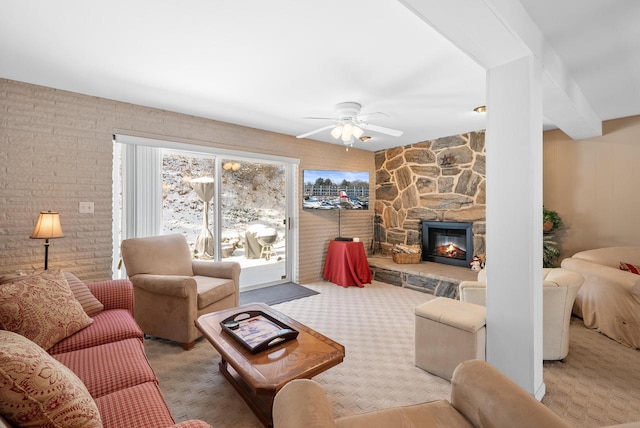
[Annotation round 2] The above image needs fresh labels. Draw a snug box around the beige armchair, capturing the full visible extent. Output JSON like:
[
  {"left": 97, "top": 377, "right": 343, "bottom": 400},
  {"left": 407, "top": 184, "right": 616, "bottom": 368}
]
[
  {"left": 274, "top": 359, "right": 576, "bottom": 428},
  {"left": 121, "top": 234, "right": 240, "bottom": 350},
  {"left": 561, "top": 246, "right": 640, "bottom": 349},
  {"left": 459, "top": 268, "right": 584, "bottom": 360}
]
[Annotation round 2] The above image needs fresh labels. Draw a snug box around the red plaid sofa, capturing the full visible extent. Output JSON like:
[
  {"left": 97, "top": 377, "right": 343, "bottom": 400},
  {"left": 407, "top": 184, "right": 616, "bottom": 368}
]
[{"left": 0, "top": 273, "right": 211, "bottom": 428}]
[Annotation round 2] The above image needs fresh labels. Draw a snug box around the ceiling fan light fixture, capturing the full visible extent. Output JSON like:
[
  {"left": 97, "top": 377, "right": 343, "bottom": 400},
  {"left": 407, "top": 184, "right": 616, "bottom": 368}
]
[
  {"left": 296, "top": 101, "right": 403, "bottom": 145},
  {"left": 331, "top": 125, "right": 343, "bottom": 139},
  {"left": 341, "top": 123, "right": 354, "bottom": 142}
]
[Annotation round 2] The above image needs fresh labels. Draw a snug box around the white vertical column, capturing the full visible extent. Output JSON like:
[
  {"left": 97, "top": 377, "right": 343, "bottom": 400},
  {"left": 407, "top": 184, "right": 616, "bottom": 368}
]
[{"left": 485, "top": 55, "right": 545, "bottom": 398}]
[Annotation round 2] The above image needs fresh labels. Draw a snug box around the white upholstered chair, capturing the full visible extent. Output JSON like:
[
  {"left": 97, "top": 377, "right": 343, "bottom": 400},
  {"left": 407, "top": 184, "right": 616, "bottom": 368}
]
[{"left": 459, "top": 268, "right": 584, "bottom": 360}]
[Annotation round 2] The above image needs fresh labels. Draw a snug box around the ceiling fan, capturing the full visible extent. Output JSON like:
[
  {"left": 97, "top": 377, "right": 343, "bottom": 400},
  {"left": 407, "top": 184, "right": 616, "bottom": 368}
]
[{"left": 296, "top": 102, "right": 403, "bottom": 149}]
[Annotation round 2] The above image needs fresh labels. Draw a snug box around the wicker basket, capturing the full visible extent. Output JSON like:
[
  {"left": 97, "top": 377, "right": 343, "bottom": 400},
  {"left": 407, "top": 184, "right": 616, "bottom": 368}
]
[{"left": 392, "top": 252, "right": 422, "bottom": 264}]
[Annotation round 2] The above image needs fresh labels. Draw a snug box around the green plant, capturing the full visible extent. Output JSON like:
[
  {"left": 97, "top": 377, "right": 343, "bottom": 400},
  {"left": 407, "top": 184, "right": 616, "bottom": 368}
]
[
  {"left": 543, "top": 207, "right": 563, "bottom": 231},
  {"left": 543, "top": 234, "right": 560, "bottom": 267}
]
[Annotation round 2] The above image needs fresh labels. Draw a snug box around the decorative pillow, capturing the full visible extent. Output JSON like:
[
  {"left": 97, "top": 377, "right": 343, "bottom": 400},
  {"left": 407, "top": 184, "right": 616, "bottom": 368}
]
[
  {"left": 620, "top": 262, "right": 640, "bottom": 275},
  {"left": 0, "top": 330, "right": 102, "bottom": 427},
  {"left": 63, "top": 271, "right": 104, "bottom": 316},
  {"left": 0, "top": 269, "right": 94, "bottom": 350}
]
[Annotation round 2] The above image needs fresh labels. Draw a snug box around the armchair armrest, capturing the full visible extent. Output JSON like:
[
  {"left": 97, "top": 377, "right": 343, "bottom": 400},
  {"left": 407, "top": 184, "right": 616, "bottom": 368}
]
[
  {"left": 130, "top": 274, "right": 197, "bottom": 298},
  {"left": 451, "top": 360, "right": 571, "bottom": 428},
  {"left": 192, "top": 260, "right": 241, "bottom": 282},
  {"left": 273, "top": 379, "right": 338, "bottom": 428},
  {"left": 87, "top": 279, "right": 134, "bottom": 312}
]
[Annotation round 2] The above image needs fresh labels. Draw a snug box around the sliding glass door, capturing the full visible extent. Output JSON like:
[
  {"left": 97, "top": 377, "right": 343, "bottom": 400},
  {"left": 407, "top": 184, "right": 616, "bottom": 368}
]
[
  {"left": 113, "top": 135, "right": 296, "bottom": 289},
  {"left": 220, "top": 158, "right": 287, "bottom": 288}
]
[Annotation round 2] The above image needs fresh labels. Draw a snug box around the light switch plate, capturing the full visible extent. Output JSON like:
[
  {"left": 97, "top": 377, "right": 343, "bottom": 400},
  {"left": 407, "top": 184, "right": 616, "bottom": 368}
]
[{"left": 79, "top": 201, "right": 94, "bottom": 214}]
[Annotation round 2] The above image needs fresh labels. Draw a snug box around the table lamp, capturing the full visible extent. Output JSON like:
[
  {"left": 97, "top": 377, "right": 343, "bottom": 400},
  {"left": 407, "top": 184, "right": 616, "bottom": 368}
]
[{"left": 30, "top": 210, "right": 64, "bottom": 270}]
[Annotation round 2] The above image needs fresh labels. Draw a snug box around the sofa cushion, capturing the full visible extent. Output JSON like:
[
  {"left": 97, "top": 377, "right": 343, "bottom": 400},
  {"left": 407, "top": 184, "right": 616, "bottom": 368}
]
[
  {"left": 0, "top": 330, "right": 102, "bottom": 427},
  {"left": 53, "top": 338, "right": 157, "bottom": 398},
  {"left": 64, "top": 271, "right": 105, "bottom": 316},
  {"left": 620, "top": 261, "right": 640, "bottom": 275},
  {"left": 48, "top": 308, "right": 144, "bottom": 355},
  {"left": 0, "top": 269, "right": 94, "bottom": 351},
  {"left": 95, "top": 381, "right": 175, "bottom": 428}
]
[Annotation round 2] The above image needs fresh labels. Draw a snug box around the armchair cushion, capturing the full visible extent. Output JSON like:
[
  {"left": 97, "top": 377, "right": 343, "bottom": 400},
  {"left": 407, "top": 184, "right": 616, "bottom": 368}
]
[
  {"left": 0, "top": 269, "right": 93, "bottom": 351},
  {"left": 195, "top": 275, "right": 237, "bottom": 309}
]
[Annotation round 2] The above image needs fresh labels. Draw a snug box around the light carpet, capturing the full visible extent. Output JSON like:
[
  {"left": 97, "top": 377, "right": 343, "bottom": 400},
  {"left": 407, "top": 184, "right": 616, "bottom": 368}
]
[{"left": 145, "top": 280, "right": 640, "bottom": 428}]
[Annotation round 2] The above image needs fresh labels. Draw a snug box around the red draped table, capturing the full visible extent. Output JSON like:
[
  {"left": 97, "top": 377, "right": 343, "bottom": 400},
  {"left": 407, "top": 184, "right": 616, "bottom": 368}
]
[{"left": 323, "top": 240, "right": 372, "bottom": 287}]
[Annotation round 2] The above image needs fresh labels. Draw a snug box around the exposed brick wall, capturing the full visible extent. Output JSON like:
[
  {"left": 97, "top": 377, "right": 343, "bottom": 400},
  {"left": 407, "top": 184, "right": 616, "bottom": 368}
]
[{"left": 0, "top": 79, "right": 374, "bottom": 283}]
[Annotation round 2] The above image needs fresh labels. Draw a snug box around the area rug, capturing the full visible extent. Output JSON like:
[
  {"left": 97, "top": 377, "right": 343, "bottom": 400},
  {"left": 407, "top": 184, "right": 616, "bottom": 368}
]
[{"left": 239, "top": 282, "right": 319, "bottom": 305}]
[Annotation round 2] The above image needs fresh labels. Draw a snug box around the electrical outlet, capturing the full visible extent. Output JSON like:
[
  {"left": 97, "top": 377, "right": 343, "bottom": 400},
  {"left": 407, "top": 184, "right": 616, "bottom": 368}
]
[{"left": 79, "top": 201, "right": 94, "bottom": 214}]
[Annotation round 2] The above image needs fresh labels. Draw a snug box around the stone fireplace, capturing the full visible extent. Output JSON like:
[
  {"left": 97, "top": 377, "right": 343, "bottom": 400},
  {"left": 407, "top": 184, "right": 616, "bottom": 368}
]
[
  {"left": 374, "top": 131, "right": 486, "bottom": 258},
  {"left": 421, "top": 221, "right": 473, "bottom": 267}
]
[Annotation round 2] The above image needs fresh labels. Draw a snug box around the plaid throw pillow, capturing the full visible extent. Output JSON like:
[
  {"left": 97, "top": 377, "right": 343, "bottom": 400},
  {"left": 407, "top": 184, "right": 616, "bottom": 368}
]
[{"left": 620, "top": 261, "right": 640, "bottom": 275}]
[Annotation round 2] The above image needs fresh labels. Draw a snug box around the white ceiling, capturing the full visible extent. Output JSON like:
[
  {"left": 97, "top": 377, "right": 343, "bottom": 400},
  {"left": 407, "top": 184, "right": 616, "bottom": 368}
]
[{"left": 1, "top": 1, "right": 638, "bottom": 152}]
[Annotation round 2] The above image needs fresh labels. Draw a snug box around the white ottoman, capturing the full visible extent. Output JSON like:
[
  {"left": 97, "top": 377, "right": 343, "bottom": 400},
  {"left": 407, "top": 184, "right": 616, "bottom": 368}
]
[{"left": 415, "top": 297, "right": 486, "bottom": 381}]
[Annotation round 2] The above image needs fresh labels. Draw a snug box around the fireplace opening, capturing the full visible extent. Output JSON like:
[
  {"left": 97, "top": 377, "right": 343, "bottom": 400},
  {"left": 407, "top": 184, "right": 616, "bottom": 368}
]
[{"left": 421, "top": 221, "right": 473, "bottom": 267}]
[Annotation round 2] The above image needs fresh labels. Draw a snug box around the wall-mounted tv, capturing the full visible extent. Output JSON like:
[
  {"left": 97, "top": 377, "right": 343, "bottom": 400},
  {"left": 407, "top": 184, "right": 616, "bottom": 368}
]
[{"left": 303, "top": 169, "right": 370, "bottom": 210}]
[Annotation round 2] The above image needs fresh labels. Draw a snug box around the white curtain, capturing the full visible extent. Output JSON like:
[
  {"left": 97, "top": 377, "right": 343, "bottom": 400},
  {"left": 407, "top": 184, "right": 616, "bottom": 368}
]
[{"left": 112, "top": 138, "right": 162, "bottom": 278}]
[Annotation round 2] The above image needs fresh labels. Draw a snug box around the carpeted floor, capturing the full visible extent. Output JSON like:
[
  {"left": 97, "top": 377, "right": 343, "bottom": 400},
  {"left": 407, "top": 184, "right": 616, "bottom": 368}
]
[
  {"left": 145, "top": 280, "right": 640, "bottom": 427},
  {"left": 239, "top": 282, "right": 319, "bottom": 305}
]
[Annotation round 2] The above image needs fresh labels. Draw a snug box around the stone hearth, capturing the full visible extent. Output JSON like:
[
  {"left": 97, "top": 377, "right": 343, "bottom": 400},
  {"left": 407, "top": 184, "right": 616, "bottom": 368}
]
[{"left": 368, "top": 255, "right": 477, "bottom": 299}]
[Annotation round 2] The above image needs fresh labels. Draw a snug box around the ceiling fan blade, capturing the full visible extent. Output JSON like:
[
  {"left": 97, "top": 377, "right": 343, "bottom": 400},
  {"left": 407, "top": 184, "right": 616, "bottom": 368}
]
[
  {"left": 363, "top": 123, "right": 403, "bottom": 137},
  {"left": 356, "top": 112, "right": 389, "bottom": 121},
  {"left": 296, "top": 124, "right": 336, "bottom": 139},
  {"left": 302, "top": 116, "right": 335, "bottom": 120}
]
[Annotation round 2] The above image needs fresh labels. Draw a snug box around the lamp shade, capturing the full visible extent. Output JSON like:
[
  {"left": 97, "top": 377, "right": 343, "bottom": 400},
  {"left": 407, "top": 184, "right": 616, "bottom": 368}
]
[{"left": 30, "top": 211, "right": 64, "bottom": 239}]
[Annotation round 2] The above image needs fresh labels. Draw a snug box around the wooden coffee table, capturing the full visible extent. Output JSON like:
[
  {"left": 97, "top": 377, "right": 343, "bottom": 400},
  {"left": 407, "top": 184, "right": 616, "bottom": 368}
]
[{"left": 196, "top": 303, "right": 345, "bottom": 427}]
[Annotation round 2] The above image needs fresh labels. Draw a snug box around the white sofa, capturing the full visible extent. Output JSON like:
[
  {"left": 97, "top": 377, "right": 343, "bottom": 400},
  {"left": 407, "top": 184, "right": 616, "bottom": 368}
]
[
  {"left": 459, "top": 268, "right": 584, "bottom": 360},
  {"left": 561, "top": 246, "right": 640, "bottom": 349}
]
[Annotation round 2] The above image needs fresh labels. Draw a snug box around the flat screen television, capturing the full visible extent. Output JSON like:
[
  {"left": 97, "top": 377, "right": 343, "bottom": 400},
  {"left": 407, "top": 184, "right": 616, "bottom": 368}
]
[{"left": 303, "top": 169, "right": 370, "bottom": 210}]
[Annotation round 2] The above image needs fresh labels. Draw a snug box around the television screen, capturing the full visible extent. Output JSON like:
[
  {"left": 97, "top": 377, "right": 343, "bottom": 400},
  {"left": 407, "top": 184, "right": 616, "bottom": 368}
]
[{"left": 303, "top": 169, "right": 370, "bottom": 210}]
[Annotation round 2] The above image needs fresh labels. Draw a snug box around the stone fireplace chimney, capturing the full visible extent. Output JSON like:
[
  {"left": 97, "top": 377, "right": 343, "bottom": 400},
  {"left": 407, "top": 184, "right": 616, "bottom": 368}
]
[{"left": 374, "top": 131, "right": 486, "bottom": 258}]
